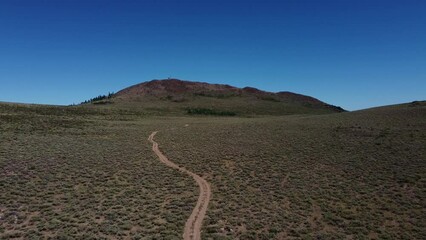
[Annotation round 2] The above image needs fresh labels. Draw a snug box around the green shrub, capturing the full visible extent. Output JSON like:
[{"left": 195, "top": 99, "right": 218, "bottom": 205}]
[{"left": 185, "top": 108, "right": 236, "bottom": 116}]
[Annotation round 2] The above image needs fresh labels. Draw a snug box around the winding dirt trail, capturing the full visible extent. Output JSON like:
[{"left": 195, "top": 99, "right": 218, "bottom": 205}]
[{"left": 148, "top": 131, "right": 211, "bottom": 240}]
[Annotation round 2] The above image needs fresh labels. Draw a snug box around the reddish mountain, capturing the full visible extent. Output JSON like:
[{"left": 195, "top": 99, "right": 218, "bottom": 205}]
[{"left": 106, "top": 79, "right": 345, "bottom": 115}]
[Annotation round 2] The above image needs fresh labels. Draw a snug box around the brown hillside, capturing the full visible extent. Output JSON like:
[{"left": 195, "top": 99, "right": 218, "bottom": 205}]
[
  {"left": 115, "top": 79, "right": 241, "bottom": 98},
  {"left": 106, "top": 79, "right": 345, "bottom": 115}
]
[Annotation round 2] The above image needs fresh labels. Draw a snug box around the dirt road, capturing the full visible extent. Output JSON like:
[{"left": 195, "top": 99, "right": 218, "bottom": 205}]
[{"left": 148, "top": 131, "right": 211, "bottom": 240}]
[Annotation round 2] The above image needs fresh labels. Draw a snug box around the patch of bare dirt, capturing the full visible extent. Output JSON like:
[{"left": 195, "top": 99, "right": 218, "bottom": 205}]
[{"left": 148, "top": 131, "right": 211, "bottom": 240}]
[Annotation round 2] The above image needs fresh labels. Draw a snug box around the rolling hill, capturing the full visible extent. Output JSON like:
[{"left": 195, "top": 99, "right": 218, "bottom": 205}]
[
  {"left": 0, "top": 100, "right": 424, "bottom": 239},
  {"left": 1, "top": 82, "right": 424, "bottom": 239},
  {"left": 85, "top": 79, "right": 345, "bottom": 115}
]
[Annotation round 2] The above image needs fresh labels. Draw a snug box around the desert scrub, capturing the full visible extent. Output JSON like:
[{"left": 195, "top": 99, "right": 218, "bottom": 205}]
[
  {"left": 1, "top": 101, "right": 425, "bottom": 239},
  {"left": 156, "top": 104, "right": 426, "bottom": 239},
  {"left": 186, "top": 107, "right": 236, "bottom": 116},
  {"left": 0, "top": 103, "right": 197, "bottom": 238}
]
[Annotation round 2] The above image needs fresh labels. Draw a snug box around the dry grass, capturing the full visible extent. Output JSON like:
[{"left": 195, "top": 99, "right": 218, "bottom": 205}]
[
  {"left": 156, "top": 103, "right": 426, "bottom": 239},
  {"left": 1, "top": 101, "right": 425, "bottom": 239},
  {"left": 0, "top": 104, "right": 197, "bottom": 239}
]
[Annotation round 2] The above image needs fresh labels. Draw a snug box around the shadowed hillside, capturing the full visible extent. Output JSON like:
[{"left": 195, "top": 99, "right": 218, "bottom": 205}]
[{"left": 84, "top": 79, "right": 345, "bottom": 116}]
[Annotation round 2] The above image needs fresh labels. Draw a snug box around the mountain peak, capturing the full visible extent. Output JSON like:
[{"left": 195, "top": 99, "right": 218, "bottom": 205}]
[{"left": 107, "top": 79, "right": 345, "bottom": 115}]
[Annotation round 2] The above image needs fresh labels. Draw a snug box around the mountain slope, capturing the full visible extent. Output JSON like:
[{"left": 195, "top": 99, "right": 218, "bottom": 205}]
[{"left": 91, "top": 79, "right": 345, "bottom": 115}]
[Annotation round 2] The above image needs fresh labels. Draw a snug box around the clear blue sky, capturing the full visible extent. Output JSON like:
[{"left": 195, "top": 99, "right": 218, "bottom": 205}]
[{"left": 0, "top": 0, "right": 425, "bottom": 110}]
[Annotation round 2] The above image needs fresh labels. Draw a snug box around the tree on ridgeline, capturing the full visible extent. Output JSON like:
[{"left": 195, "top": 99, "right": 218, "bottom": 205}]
[{"left": 81, "top": 92, "right": 115, "bottom": 104}]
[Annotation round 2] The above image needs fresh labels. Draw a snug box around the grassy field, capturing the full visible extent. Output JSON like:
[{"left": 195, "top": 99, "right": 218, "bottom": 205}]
[
  {"left": 0, "top": 103, "right": 198, "bottom": 239},
  {"left": 156, "top": 103, "right": 426, "bottom": 239},
  {"left": 1, "top": 101, "right": 425, "bottom": 239}
]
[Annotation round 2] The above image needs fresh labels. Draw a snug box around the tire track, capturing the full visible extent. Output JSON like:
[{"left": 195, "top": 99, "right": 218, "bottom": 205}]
[{"left": 148, "top": 131, "right": 211, "bottom": 240}]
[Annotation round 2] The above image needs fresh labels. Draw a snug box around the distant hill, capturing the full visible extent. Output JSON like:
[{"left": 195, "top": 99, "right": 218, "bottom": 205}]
[{"left": 86, "top": 79, "right": 345, "bottom": 116}]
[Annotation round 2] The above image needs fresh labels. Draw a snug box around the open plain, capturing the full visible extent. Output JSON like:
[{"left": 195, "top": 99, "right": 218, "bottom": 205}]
[{"left": 1, "top": 98, "right": 425, "bottom": 239}]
